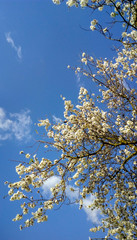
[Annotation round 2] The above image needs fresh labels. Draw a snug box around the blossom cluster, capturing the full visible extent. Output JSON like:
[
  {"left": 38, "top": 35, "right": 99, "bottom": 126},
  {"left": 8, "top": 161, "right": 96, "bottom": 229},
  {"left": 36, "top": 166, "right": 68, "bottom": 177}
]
[
  {"left": 52, "top": 0, "right": 137, "bottom": 42},
  {"left": 7, "top": 24, "right": 137, "bottom": 237},
  {"left": 6, "top": 59, "right": 137, "bottom": 238},
  {"left": 6, "top": 1, "right": 137, "bottom": 239},
  {"left": 7, "top": 33, "right": 137, "bottom": 238}
]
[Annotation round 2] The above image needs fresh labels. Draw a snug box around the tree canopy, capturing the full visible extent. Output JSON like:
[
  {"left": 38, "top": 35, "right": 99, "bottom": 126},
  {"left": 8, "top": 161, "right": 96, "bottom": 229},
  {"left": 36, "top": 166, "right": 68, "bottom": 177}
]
[
  {"left": 53, "top": 0, "right": 137, "bottom": 42},
  {"left": 6, "top": 1, "right": 137, "bottom": 240}
]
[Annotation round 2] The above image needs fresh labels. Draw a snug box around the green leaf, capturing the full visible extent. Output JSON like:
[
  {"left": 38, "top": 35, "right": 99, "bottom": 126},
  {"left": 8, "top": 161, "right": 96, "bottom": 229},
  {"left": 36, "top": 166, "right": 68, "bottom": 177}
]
[{"left": 29, "top": 158, "right": 34, "bottom": 164}]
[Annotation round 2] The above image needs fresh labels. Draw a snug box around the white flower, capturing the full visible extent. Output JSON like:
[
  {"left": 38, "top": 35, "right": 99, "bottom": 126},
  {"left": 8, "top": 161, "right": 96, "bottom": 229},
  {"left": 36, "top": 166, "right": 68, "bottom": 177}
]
[
  {"left": 25, "top": 153, "right": 30, "bottom": 159},
  {"left": 110, "top": 12, "right": 116, "bottom": 17},
  {"left": 90, "top": 25, "right": 95, "bottom": 31},
  {"left": 80, "top": 0, "right": 88, "bottom": 7},
  {"left": 91, "top": 19, "right": 98, "bottom": 26},
  {"left": 103, "top": 28, "right": 107, "bottom": 33},
  {"left": 81, "top": 57, "right": 87, "bottom": 65},
  {"left": 52, "top": 0, "right": 60, "bottom": 4},
  {"left": 98, "top": 6, "right": 103, "bottom": 11},
  {"left": 66, "top": 0, "right": 76, "bottom": 7},
  {"left": 19, "top": 151, "right": 24, "bottom": 154}
]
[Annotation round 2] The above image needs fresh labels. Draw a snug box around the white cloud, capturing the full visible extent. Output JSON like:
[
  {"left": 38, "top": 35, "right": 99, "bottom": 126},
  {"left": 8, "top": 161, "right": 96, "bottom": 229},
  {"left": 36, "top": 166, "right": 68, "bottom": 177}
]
[
  {"left": 5, "top": 32, "right": 22, "bottom": 59},
  {"left": 66, "top": 185, "right": 101, "bottom": 224},
  {"left": 83, "top": 195, "right": 101, "bottom": 224},
  {"left": 66, "top": 185, "right": 79, "bottom": 201},
  {"left": 0, "top": 108, "right": 32, "bottom": 142},
  {"left": 42, "top": 176, "right": 101, "bottom": 224},
  {"left": 42, "top": 176, "right": 61, "bottom": 196},
  {"left": 0, "top": 133, "right": 11, "bottom": 141}
]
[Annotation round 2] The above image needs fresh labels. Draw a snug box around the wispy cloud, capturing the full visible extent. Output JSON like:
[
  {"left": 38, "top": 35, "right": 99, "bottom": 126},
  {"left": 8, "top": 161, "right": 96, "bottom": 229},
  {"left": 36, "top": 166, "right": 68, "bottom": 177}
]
[
  {"left": 76, "top": 72, "right": 81, "bottom": 85},
  {"left": 82, "top": 195, "right": 101, "bottom": 224},
  {"left": 5, "top": 32, "right": 22, "bottom": 59},
  {"left": 0, "top": 108, "right": 32, "bottom": 142},
  {"left": 66, "top": 185, "right": 101, "bottom": 224},
  {"left": 52, "top": 115, "right": 62, "bottom": 123},
  {"left": 66, "top": 185, "right": 79, "bottom": 202},
  {"left": 42, "top": 176, "right": 101, "bottom": 224},
  {"left": 42, "top": 176, "right": 61, "bottom": 196},
  {"left": 76, "top": 72, "right": 84, "bottom": 89}
]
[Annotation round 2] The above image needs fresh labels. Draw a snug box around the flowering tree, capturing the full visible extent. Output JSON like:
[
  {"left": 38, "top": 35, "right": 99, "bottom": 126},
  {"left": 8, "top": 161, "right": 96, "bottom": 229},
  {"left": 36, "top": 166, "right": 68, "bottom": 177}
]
[
  {"left": 53, "top": 0, "right": 137, "bottom": 43},
  {"left": 6, "top": 1, "right": 137, "bottom": 240}
]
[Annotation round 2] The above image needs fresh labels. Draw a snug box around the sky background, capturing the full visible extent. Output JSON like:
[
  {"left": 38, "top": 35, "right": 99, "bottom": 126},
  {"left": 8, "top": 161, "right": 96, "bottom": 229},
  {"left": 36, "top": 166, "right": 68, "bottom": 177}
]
[{"left": 0, "top": 1, "right": 116, "bottom": 240}]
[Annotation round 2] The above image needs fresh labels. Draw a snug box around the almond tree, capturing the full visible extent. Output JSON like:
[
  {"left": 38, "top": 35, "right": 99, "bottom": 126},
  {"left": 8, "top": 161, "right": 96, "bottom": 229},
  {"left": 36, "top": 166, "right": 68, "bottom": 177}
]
[
  {"left": 53, "top": 0, "right": 137, "bottom": 42},
  {"left": 6, "top": 1, "right": 137, "bottom": 240}
]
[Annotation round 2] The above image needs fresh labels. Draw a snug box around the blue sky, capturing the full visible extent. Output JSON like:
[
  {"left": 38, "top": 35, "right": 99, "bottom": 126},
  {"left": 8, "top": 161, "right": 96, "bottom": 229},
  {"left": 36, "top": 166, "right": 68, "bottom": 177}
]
[{"left": 0, "top": 1, "right": 116, "bottom": 240}]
